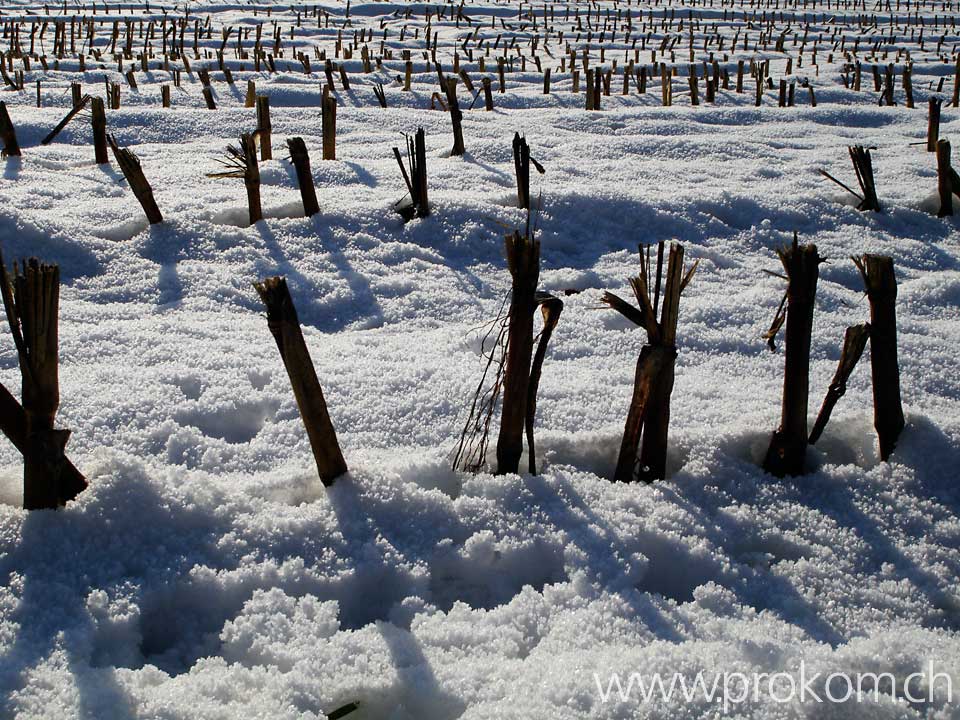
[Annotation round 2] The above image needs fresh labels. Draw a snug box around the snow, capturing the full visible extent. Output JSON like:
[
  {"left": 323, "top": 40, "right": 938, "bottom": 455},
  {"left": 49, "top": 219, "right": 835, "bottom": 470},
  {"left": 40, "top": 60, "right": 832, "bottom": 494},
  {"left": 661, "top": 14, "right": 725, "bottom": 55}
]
[{"left": 1, "top": 0, "right": 960, "bottom": 716}]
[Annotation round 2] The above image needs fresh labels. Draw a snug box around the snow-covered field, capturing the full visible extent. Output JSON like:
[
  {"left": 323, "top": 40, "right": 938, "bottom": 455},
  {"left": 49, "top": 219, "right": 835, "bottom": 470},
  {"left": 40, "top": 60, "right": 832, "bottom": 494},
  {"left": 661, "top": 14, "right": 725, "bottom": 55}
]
[{"left": 1, "top": 0, "right": 960, "bottom": 717}]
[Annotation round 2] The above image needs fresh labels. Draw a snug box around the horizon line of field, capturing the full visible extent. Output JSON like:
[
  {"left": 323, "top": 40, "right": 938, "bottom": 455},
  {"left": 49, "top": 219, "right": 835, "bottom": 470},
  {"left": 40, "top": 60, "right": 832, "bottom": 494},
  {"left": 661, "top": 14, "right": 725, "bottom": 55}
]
[{"left": 2, "top": 0, "right": 960, "bottom": 113}]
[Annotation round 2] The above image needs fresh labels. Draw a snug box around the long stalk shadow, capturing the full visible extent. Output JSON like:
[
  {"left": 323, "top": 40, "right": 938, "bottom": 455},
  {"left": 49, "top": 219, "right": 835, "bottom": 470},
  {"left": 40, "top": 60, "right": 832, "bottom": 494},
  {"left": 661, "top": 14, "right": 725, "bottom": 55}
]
[
  {"left": 801, "top": 418, "right": 960, "bottom": 632},
  {"left": 376, "top": 622, "right": 466, "bottom": 720},
  {"left": 521, "top": 474, "right": 688, "bottom": 643},
  {"left": 0, "top": 475, "right": 228, "bottom": 715},
  {"left": 3, "top": 157, "right": 21, "bottom": 181},
  {"left": 139, "top": 223, "right": 185, "bottom": 310}
]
